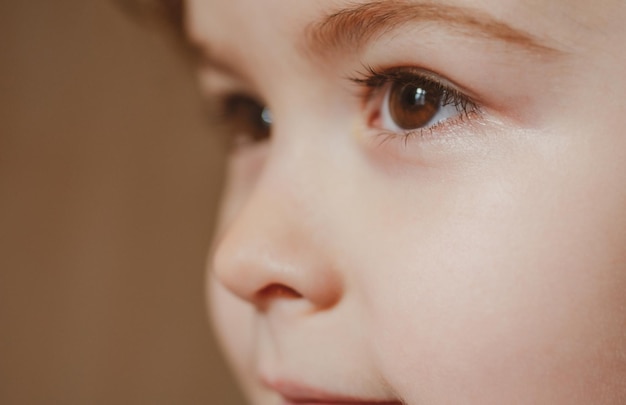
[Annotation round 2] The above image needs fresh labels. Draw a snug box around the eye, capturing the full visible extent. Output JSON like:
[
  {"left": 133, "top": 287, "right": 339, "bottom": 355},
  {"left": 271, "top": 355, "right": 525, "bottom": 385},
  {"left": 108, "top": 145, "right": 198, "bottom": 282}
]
[
  {"left": 352, "top": 67, "right": 478, "bottom": 138},
  {"left": 217, "top": 94, "right": 272, "bottom": 145}
]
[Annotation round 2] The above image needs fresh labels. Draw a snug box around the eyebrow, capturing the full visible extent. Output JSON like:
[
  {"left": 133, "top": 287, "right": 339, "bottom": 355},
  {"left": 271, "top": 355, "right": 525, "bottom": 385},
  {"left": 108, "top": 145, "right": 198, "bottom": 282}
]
[{"left": 304, "top": 0, "right": 560, "bottom": 59}]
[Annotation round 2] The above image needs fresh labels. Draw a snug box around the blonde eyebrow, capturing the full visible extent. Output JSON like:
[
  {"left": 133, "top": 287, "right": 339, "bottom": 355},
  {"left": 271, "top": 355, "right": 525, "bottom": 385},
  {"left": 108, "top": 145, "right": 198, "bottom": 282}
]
[{"left": 304, "top": 0, "right": 560, "bottom": 59}]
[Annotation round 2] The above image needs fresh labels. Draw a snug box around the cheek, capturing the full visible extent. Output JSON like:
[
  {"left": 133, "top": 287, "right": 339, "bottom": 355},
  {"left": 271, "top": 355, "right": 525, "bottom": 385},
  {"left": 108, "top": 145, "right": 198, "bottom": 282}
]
[{"left": 359, "top": 144, "right": 626, "bottom": 403}]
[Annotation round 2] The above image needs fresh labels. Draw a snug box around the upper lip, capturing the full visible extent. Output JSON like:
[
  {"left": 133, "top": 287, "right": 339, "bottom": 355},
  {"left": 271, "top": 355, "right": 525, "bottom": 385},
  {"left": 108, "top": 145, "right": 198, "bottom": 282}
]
[{"left": 262, "top": 377, "right": 403, "bottom": 404}]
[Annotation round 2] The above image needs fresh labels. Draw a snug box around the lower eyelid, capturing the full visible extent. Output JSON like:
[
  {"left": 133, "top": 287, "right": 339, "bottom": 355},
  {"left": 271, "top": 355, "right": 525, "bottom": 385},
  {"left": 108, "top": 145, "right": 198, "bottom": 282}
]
[{"left": 365, "top": 107, "right": 485, "bottom": 152}]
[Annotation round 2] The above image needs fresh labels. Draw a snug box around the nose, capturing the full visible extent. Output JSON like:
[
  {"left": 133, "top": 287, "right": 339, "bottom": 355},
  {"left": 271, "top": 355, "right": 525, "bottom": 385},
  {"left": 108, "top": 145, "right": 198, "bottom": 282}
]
[{"left": 211, "top": 163, "right": 343, "bottom": 312}]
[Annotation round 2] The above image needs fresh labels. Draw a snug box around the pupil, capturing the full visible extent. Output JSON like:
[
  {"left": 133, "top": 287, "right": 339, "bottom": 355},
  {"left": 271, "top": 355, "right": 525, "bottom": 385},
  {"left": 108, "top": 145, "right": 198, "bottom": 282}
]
[
  {"left": 404, "top": 86, "right": 427, "bottom": 107},
  {"left": 390, "top": 82, "right": 441, "bottom": 130}
]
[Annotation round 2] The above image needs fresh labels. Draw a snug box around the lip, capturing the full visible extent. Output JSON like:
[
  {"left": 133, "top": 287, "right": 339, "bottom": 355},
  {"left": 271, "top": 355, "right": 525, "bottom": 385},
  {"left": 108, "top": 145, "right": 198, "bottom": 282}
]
[{"left": 263, "top": 378, "right": 403, "bottom": 405}]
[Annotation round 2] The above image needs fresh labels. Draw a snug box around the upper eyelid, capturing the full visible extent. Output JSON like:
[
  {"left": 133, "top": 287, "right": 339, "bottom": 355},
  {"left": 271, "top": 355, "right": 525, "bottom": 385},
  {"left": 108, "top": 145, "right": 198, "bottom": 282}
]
[
  {"left": 350, "top": 67, "right": 480, "bottom": 118},
  {"left": 212, "top": 91, "right": 269, "bottom": 119},
  {"left": 197, "top": 65, "right": 268, "bottom": 105},
  {"left": 348, "top": 65, "right": 482, "bottom": 102},
  {"left": 212, "top": 89, "right": 266, "bottom": 105}
]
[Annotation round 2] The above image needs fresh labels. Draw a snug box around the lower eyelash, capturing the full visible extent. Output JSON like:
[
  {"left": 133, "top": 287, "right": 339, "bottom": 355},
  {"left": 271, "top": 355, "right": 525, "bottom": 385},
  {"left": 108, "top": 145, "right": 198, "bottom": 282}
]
[{"left": 376, "top": 108, "right": 481, "bottom": 148}]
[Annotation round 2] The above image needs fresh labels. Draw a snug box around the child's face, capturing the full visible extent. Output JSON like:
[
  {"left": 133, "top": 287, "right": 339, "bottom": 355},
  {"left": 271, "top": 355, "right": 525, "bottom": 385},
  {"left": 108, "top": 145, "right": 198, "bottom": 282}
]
[{"left": 188, "top": 0, "right": 626, "bottom": 403}]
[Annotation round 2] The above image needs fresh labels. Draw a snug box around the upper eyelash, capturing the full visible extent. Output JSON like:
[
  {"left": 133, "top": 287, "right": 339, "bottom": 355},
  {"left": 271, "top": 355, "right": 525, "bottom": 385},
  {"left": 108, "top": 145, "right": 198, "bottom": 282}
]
[{"left": 348, "top": 65, "right": 478, "bottom": 117}]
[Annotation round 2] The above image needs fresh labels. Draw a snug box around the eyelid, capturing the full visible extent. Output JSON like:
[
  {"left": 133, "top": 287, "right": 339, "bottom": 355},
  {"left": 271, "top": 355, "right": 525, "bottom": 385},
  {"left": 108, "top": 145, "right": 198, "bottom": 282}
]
[
  {"left": 349, "top": 64, "right": 482, "bottom": 105},
  {"left": 198, "top": 66, "right": 267, "bottom": 106}
]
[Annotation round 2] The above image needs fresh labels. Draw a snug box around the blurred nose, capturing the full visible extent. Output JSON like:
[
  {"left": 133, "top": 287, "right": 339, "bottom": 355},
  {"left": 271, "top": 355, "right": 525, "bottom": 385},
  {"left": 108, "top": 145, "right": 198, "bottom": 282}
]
[{"left": 211, "top": 156, "right": 343, "bottom": 313}]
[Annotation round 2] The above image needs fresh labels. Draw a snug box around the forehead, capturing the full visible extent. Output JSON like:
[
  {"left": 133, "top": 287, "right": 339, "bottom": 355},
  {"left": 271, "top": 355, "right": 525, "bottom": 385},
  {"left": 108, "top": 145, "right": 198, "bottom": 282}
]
[
  {"left": 184, "top": 0, "right": 626, "bottom": 102},
  {"left": 185, "top": 0, "right": 618, "bottom": 52}
]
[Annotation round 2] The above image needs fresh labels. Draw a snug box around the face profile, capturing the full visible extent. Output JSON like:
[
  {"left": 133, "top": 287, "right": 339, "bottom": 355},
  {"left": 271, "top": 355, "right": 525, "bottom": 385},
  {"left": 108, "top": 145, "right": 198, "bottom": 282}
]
[{"left": 185, "top": 0, "right": 626, "bottom": 403}]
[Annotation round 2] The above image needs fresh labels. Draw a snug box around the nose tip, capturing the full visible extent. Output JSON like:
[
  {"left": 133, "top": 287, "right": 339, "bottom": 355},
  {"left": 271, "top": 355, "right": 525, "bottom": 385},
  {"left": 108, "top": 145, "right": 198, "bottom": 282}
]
[{"left": 211, "top": 207, "right": 343, "bottom": 312}]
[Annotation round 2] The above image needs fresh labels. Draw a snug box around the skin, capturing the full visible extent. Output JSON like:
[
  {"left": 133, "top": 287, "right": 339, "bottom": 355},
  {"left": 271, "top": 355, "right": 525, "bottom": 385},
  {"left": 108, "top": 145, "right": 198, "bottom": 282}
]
[{"left": 186, "top": 0, "right": 626, "bottom": 403}]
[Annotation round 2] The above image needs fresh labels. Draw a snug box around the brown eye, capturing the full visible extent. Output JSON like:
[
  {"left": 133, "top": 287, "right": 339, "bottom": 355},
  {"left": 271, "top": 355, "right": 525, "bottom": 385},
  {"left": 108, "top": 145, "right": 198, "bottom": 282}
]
[
  {"left": 221, "top": 95, "right": 271, "bottom": 143},
  {"left": 388, "top": 81, "right": 442, "bottom": 130},
  {"left": 353, "top": 67, "right": 478, "bottom": 137}
]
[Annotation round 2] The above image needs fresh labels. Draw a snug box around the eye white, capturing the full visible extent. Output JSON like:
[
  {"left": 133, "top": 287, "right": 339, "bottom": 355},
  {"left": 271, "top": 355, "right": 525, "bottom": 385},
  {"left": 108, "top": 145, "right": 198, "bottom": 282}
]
[{"left": 261, "top": 107, "right": 272, "bottom": 125}]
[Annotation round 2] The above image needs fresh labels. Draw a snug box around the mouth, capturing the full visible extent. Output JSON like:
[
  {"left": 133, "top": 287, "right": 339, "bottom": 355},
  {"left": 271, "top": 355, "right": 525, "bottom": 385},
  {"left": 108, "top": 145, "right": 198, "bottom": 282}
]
[{"left": 264, "top": 378, "right": 403, "bottom": 405}]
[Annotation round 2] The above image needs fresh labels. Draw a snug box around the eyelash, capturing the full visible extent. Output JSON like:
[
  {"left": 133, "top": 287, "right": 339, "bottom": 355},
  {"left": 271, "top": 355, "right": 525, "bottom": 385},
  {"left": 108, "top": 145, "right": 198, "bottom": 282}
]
[{"left": 348, "top": 65, "right": 480, "bottom": 143}]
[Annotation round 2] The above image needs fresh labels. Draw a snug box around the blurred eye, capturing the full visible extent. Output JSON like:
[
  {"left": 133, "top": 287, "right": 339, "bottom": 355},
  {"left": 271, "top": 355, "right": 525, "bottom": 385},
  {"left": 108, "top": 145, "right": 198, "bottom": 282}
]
[
  {"left": 219, "top": 94, "right": 272, "bottom": 145},
  {"left": 352, "top": 67, "right": 478, "bottom": 138}
]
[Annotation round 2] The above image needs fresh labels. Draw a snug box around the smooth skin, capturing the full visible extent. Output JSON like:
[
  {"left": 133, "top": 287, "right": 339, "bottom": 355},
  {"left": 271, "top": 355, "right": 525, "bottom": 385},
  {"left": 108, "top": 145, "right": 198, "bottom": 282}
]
[{"left": 186, "top": 0, "right": 626, "bottom": 403}]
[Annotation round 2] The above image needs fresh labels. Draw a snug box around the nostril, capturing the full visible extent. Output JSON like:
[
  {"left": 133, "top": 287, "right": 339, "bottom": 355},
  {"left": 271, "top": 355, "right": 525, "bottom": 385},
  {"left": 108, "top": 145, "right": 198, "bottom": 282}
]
[{"left": 256, "top": 283, "right": 303, "bottom": 301}]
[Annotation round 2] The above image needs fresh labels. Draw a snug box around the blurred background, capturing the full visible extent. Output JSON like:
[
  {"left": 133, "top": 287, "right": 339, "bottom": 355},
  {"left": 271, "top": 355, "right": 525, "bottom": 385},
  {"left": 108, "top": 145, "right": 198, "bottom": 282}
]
[{"left": 0, "top": 1, "right": 245, "bottom": 403}]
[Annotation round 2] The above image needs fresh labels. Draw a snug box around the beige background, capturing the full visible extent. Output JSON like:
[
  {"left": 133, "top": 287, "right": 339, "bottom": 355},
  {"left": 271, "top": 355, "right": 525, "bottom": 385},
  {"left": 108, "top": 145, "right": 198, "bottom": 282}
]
[{"left": 0, "top": 1, "right": 245, "bottom": 403}]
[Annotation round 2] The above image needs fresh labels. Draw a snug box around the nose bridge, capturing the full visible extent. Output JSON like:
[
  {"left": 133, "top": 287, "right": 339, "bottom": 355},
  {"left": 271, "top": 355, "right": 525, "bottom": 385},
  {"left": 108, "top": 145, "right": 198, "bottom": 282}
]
[{"left": 212, "top": 142, "right": 343, "bottom": 311}]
